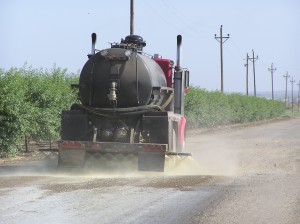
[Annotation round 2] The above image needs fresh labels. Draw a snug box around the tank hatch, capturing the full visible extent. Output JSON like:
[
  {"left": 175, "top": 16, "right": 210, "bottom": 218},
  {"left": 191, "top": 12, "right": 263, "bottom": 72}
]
[{"left": 112, "top": 35, "right": 146, "bottom": 51}]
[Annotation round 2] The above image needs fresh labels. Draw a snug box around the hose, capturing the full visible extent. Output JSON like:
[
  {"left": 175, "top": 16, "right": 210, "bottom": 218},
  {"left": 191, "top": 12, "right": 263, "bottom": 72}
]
[
  {"left": 161, "top": 93, "right": 174, "bottom": 110},
  {"left": 71, "top": 104, "right": 163, "bottom": 117},
  {"left": 72, "top": 103, "right": 162, "bottom": 112}
]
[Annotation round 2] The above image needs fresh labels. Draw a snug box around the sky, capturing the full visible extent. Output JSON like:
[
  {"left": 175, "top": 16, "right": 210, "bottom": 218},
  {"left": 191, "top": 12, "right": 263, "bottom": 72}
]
[{"left": 1, "top": 0, "right": 300, "bottom": 94}]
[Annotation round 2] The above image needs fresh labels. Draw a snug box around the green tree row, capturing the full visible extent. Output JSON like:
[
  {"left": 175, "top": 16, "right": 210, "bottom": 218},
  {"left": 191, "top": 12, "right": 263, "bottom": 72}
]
[
  {"left": 185, "top": 87, "right": 286, "bottom": 128},
  {"left": 0, "top": 67, "right": 286, "bottom": 157},
  {"left": 0, "top": 66, "right": 78, "bottom": 157}
]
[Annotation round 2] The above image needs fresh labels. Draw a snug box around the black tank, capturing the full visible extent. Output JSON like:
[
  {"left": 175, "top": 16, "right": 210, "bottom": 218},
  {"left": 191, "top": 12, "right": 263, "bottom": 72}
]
[{"left": 79, "top": 48, "right": 167, "bottom": 108}]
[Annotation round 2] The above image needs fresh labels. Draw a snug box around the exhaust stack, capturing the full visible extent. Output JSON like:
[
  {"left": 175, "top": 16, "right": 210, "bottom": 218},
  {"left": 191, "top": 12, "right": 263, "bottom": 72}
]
[
  {"left": 91, "top": 33, "right": 97, "bottom": 55},
  {"left": 174, "top": 35, "right": 185, "bottom": 115},
  {"left": 176, "top": 35, "right": 182, "bottom": 70}
]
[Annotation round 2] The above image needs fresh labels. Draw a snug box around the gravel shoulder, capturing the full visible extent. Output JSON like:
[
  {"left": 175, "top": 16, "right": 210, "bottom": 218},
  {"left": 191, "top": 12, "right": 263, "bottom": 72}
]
[{"left": 187, "top": 116, "right": 300, "bottom": 224}]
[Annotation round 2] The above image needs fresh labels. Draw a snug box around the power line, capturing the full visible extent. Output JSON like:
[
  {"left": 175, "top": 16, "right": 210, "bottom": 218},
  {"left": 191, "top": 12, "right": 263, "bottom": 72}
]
[
  {"left": 163, "top": 0, "right": 203, "bottom": 26},
  {"left": 142, "top": 0, "right": 209, "bottom": 39},
  {"left": 142, "top": 0, "right": 179, "bottom": 33},
  {"left": 161, "top": 0, "right": 211, "bottom": 38},
  {"left": 214, "top": 25, "right": 230, "bottom": 93},
  {"left": 141, "top": 0, "right": 181, "bottom": 34},
  {"left": 268, "top": 63, "right": 276, "bottom": 100},
  {"left": 248, "top": 49, "right": 258, "bottom": 97}
]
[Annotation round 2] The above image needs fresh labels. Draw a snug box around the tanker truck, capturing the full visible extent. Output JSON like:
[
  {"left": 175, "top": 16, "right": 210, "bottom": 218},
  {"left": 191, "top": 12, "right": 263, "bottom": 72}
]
[{"left": 57, "top": 34, "right": 190, "bottom": 172}]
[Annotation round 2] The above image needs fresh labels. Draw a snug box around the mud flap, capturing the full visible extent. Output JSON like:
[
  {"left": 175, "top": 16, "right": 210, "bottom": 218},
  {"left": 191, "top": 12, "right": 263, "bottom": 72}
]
[
  {"left": 58, "top": 149, "right": 86, "bottom": 168},
  {"left": 138, "top": 151, "right": 165, "bottom": 172}
]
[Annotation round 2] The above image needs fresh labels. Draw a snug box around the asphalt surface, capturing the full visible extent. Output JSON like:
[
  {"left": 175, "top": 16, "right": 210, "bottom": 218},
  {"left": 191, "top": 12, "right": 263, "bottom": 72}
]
[{"left": 0, "top": 117, "right": 299, "bottom": 224}]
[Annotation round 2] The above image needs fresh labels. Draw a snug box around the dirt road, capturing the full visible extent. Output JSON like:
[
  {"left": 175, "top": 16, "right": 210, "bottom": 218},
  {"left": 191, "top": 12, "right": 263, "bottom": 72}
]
[{"left": 0, "top": 117, "right": 299, "bottom": 224}]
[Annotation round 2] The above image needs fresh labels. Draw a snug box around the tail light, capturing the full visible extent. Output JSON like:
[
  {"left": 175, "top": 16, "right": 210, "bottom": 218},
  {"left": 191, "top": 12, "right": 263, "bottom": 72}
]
[
  {"left": 59, "top": 141, "right": 82, "bottom": 149},
  {"left": 143, "top": 144, "right": 164, "bottom": 151},
  {"left": 69, "top": 141, "right": 75, "bottom": 148}
]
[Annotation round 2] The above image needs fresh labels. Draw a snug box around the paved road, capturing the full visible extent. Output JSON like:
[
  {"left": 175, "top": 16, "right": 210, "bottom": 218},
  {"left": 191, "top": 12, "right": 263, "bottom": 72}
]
[{"left": 0, "top": 117, "right": 299, "bottom": 224}]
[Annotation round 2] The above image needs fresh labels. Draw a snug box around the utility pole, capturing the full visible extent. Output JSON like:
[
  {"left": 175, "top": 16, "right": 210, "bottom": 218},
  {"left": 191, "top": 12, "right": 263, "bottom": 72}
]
[
  {"left": 130, "top": 0, "right": 134, "bottom": 35},
  {"left": 290, "top": 77, "right": 295, "bottom": 113},
  {"left": 297, "top": 81, "right": 300, "bottom": 112},
  {"left": 248, "top": 49, "right": 258, "bottom": 97},
  {"left": 214, "top": 25, "right": 230, "bottom": 93},
  {"left": 268, "top": 63, "right": 276, "bottom": 100},
  {"left": 283, "top": 72, "right": 290, "bottom": 107},
  {"left": 244, "top": 53, "right": 249, "bottom": 96}
]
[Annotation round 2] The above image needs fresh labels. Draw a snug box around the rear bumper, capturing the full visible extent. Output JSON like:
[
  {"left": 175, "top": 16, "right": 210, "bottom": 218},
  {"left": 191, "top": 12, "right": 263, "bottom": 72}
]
[{"left": 57, "top": 140, "right": 167, "bottom": 154}]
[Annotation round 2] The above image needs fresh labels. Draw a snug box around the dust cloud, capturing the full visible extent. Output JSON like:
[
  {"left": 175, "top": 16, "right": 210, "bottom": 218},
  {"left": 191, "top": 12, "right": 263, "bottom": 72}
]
[
  {"left": 0, "top": 133, "right": 240, "bottom": 178},
  {"left": 183, "top": 133, "right": 240, "bottom": 177},
  {"left": 0, "top": 154, "right": 238, "bottom": 179}
]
